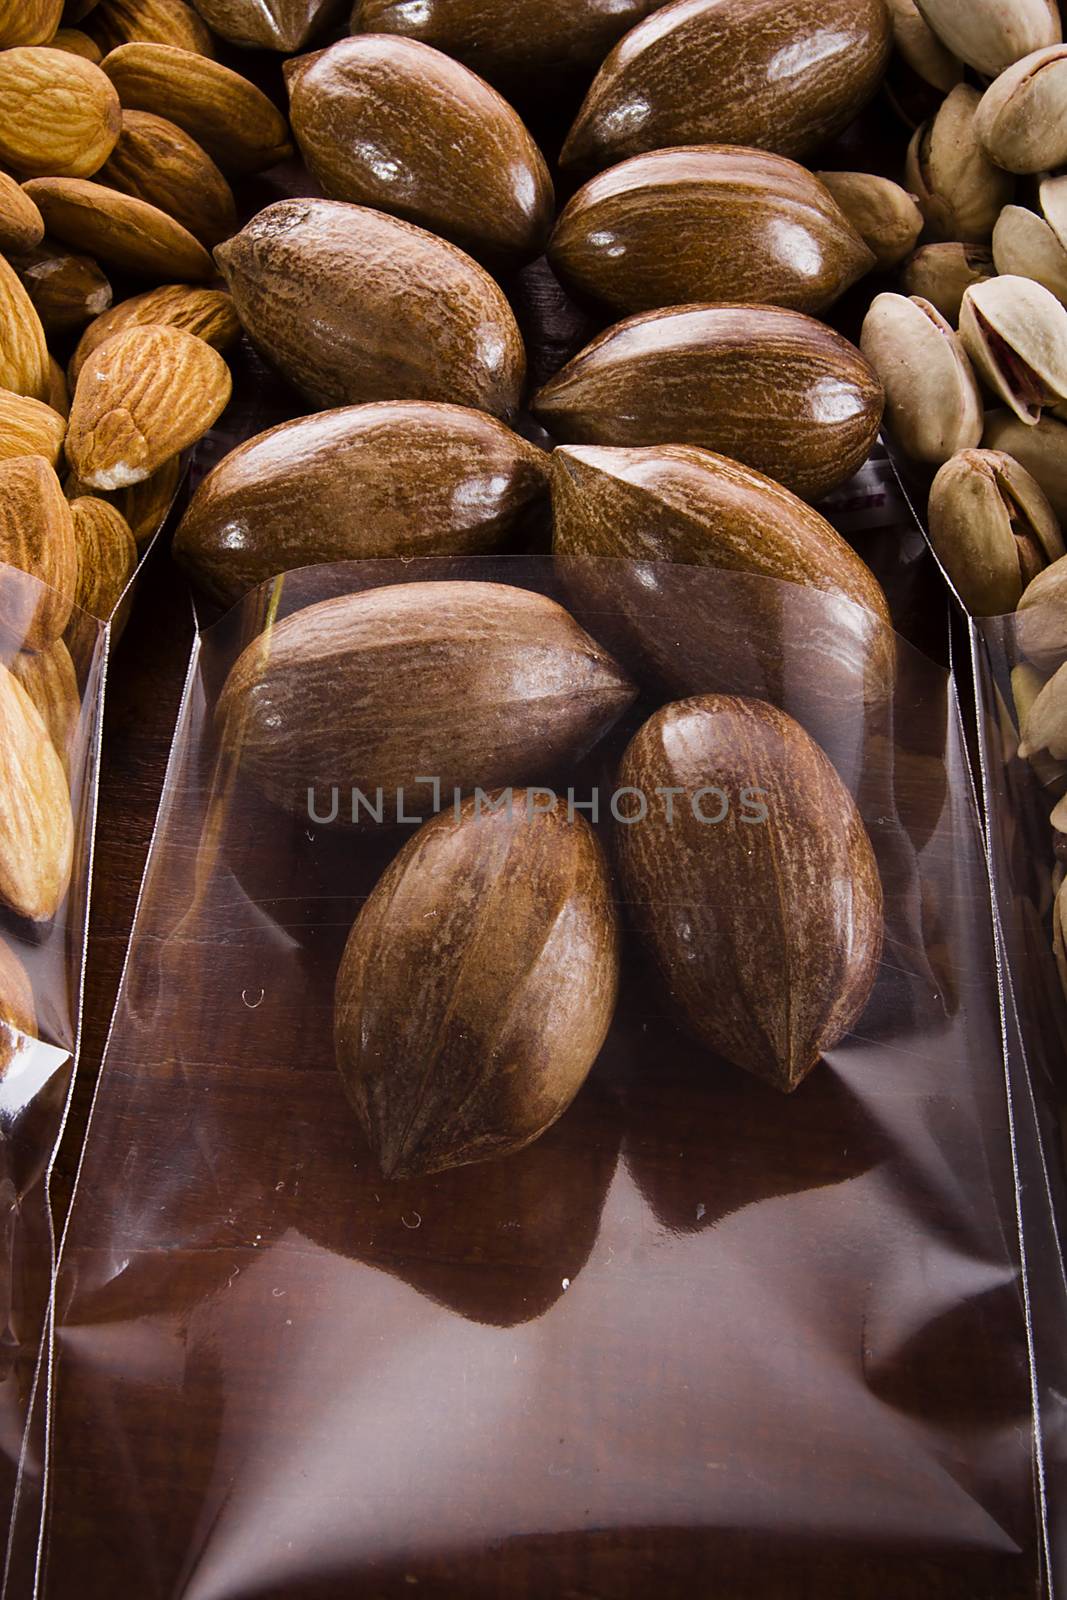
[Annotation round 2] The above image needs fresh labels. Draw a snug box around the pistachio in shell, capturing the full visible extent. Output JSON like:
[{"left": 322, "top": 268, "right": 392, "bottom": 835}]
[
  {"left": 216, "top": 581, "right": 636, "bottom": 817},
  {"left": 927, "top": 447, "right": 1064, "bottom": 615},
  {"left": 1017, "top": 553, "right": 1067, "bottom": 668},
  {"left": 959, "top": 275, "right": 1067, "bottom": 423},
  {"left": 351, "top": 0, "right": 664, "bottom": 91},
  {"left": 984, "top": 408, "right": 1067, "bottom": 522},
  {"left": 905, "top": 84, "right": 1014, "bottom": 243},
  {"left": 286, "top": 36, "right": 553, "bottom": 268},
  {"left": 814, "top": 170, "right": 923, "bottom": 271},
  {"left": 0, "top": 935, "right": 35, "bottom": 1072},
  {"left": 860, "top": 292, "right": 982, "bottom": 466},
  {"left": 335, "top": 795, "right": 620, "bottom": 1177},
  {"left": 913, "top": 0, "right": 1061, "bottom": 77},
  {"left": 532, "top": 303, "right": 883, "bottom": 504},
  {"left": 559, "top": 0, "right": 890, "bottom": 175},
  {"left": 993, "top": 204, "right": 1067, "bottom": 303},
  {"left": 548, "top": 146, "right": 874, "bottom": 319},
  {"left": 614, "top": 694, "right": 883, "bottom": 1091},
  {"left": 975, "top": 45, "right": 1067, "bottom": 174},
  {"left": 175, "top": 401, "right": 550, "bottom": 606},
  {"left": 1018, "top": 656, "right": 1067, "bottom": 759},
  {"left": 886, "top": 0, "right": 963, "bottom": 92},
  {"left": 901, "top": 242, "right": 993, "bottom": 324},
  {"left": 214, "top": 198, "right": 526, "bottom": 418}
]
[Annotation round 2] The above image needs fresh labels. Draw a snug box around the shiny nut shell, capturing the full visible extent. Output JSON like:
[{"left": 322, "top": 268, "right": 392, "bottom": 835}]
[
  {"left": 196, "top": 0, "right": 341, "bottom": 50},
  {"left": 286, "top": 36, "right": 554, "bottom": 267},
  {"left": 216, "top": 581, "right": 636, "bottom": 817},
  {"left": 560, "top": 0, "right": 890, "bottom": 174},
  {"left": 0, "top": 661, "right": 74, "bottom": 922},
  {"left": 175, "top": 401, "right": 550, "bottom": 606},
  {"left": 975, "top": 46, "right": 1067, "bottom": 174},
  {"left": 66, "top": 323, "right": 231, "bottom": 489},
  {"left": 532, "top": 303, "right": 883, "bottom": 503},
  {"left": 860, "top": 293, "right": 982, "bottom": 466},
  {"left": 101, "top": 42, "right": 294, "bottom": 175},
  {"left": 959, "top": 274, "right": 1067, "bottom": 423},
  {"left": 615, "top": 694, "right": 884, "bottom": 1090},
  {"left": 0, "top": 47, "right": 120, "bottom": 178},
  {"left": 70, "top": 284, "right": 238, "bottom": 384},
  {"left": 22, "top": 178, "right": 215, "bottom": 282},
  {"left": 214, "top": 198, "right": 526, "bottom": 418},
  {"left": 548, "top": 146, "right": 874, "bottom": 318},
  {"left": 335, "top": 797, "right": 619, "bottom": 1178},
  {"left": 99, "top": 109, "right": 237, "bottom": 249},
  {"left": 0, "top": 455, "right": 77, "bottom": 650}
]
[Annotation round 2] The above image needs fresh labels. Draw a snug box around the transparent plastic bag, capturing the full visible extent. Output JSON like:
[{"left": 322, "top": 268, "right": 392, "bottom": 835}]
[{"left": 22, "top": 555, "right": 1055, "bottom": 1598}]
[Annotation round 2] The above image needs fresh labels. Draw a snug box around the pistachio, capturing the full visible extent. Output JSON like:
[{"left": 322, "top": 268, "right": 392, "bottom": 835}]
[
  {"left": 913, "top": 0, "right": 1061, "bottom": 77},
  {"left": 886, "top": 0, "right": 963, "bottom": 91},
  {"left": 993, "top": 204, "right": 1067, "bottom": 301},
  {"left": 1017, "top": 552, "right": 1067, "bottom": 666},
  {"left": 960, "top": 275, "right": 1067, "bottom": 422},
  {"left": 975, "top": 46, "right": 1067, "bottom": 174},
  {"left": 1011, "top": 659, "right": 1047, "bottom": 727},
  {"left": 906, "top": 84, "right": 1015, "bottom": 242},
  {"left": 984, "top": 408, "right": 1067, "bottom": 519},
  {"left": 1040, "top": 171, "right": 1067, "bottom": 250},
  {"left": 860, "top": 292, "right": 982, "bottom": 464},
  {"left": 816, "top": 171, "right": 923, "bottom": 270},
  {"left": 927, "top": 447, "right": 1063, "bottom": 614},
  {"left": 1018, "top": 654, "right": 1067, "bottom": 757},
  {"left": 900, "top": 241, "right": 993, "bottom": 322}
]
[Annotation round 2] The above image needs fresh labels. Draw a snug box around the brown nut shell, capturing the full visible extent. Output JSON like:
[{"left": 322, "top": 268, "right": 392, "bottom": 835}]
[
  {"left": 287, "top": 36, "right": 554, "bottom": 267},
  {"left": 99, "top": 109, "right": 237, "bottom": 248},
  {"left": 615, "top": 694, "right": 884, "bottom": 1090},
  {"left": 22, "top": 177, "right": 215, "bottom": 282},
  {"left": 174, "top": 401, "right": 550, "bottom": 606},
  {"left": 216, "top": 581, "right": 636, "bottom": 817},
  {"left": 101, "top": 42, "right": 294, "bottom": 175},
  {"left": 66, "top": 323, "right": 231, "bottom": 489},
  {"left": 0, "top": 659, "right": 74, "bottom": 923},
  {"left": 197, "top": 0, "right": 343, "bottom": 50},
  {"left": 0, "top": 455, "right": 77, "bottom": 650},
  {"left": 70, "top": 284, "right": 238, "bottom": 384},
  {"left": 215, "top": 198, "right": 526, "bottom": 418},
  {"left": 560, "top": 0, "right": 890, "bottom": 174},
  {"left": 549, "top": 146, "right": 874, "bottom": 318},
  {"left": 335, "top": 795, "right": 620, "bottom": 1178},
  {"left": 532, "top": 303, "right": 883, "bottom": 503}
]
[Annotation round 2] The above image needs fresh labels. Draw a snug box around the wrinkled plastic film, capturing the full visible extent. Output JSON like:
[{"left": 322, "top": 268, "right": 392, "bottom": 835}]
[{"left": 24, "top": 556, "right": 1047, "bottom": 1598}]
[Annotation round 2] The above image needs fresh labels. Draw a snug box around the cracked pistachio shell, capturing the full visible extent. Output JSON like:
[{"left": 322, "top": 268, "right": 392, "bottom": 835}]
[
  {"left": 1040, "top": 171, "right": 1067, "bottom": 248},
  {"left": 533, "top": 304, "right": 884, "bottom": 503},
  {"left": 1018, "top": 653, "right": 1067, "bottom": 756},
  {"left": 285, "top": 37, "right": 554, "bottom": 268},
  {"left": 901, "top": 241, "right": 994, "bottom": 322},
  {"left": 335, "top": 796, "right": 619, "bottom": 1178},
  {"left": 914, "top": 0, "right": 1061, "bottom": 77},
  {"left": 860, "top": 292, "right": 982, "bottom": 465},
  {"left": 217, "top": 581, "right": 636, "bottom": 817},
  {"left": 906, "top": 84, "right": 1015, "bottom": 242},
  {"left": 976, "top": 46, "right": 1067, "bottom": 174},
  {"left": 615, "top": 694, "right": 884, "bottom": 1091},
  {"left": 927, "top": 447, "right": 1064, "bottom": 614},
  {"left": 960, "top": 274, "right": 1067, "bottom": 422},
  {"left": 214, "top": 198, "right": 526, "bottom": 418},
  {"left": 816, "top": 170, "right": 923, "bottom": 270},
  {"left": 174, "top": 401, "right": 550, "bottom": 607},
  {"left": 548, "top": 146, "right": 874, "bottom": 318},
  {"left": 887, "top": 0, "right": 963, "bottom": 92},
  {"left": 1017, "top": 552, "right": 1067, "bottom": 666},
  {"left": 993, "top": 204, "right": 1067, "bottom": 300},
  {"left": 984, "top": 407, "right": 1067, "bottom": 518},
  {"left": 559, "top": 0, "right": 891, "bottom": 175}
]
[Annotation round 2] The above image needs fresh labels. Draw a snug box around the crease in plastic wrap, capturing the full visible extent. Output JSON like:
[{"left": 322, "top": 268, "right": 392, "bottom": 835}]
[
  {"left": 14, "top": 551, "right": 1058, "bottom": 1599},
  {"left": 0, "top": 564, "right": 106, "bottom": 1592}
]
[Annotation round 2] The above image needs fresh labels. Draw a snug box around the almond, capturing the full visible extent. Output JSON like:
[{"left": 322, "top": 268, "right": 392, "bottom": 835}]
[
  {"left": 22, "top": 177, "right": 215, "bottom": 282},
  {"left": 0, "top": 0, "right": 62, "bottom": 48},
  {"left": 0, "top": 254, "right": 51, "bottom": 401},
  {"left": 99, "top": 110, "right": 237, "bottom": 248},
  {"left": 0, "top": 455, "right": 77, "bottom": 649},
  {"left": 118, "top": 453, "right": 182, "bottom": 544},
  {"left": 88, "top": 0, "right": 216, "bottom": 56},
  {"left": 71, "top": 285, "right": 238, "bottom": 384},
  {"left": 0, "top": 388, "right": 66, "bottom": 465},
  {"left": 0, "top": 934, "right": 36, "bottom": 1072},
  {"left": 102, "top": 42, "right": 294, "bottom": 175},
  {"left": 51, "top": 28, "right": 103, "bottom": 62},
  {"left": 68, "top": 494, "right": 137, "bottom": 618},
  {"left": 0, "top": 659, "right": 74, "bottom": 922},
  {"left": 14, "top": 241, "right": 112, "bottom": 335},
  {"left": 47, "top": 358, "right": 69, "bottom": 418},
  {"left": 10, "top": 637, "right": 79, "bottom": 775},
  {"left": 66, "top": 323, "right": 231, "bottom": 489},
  {"left": 0, "top": 172, "right": 43, "bottom": 253},
  {"left": 0, "top": 47, "right": 120, "bottom": 177}
]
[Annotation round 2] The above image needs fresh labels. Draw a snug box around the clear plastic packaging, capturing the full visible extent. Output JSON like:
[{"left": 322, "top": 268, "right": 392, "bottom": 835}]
[{"left": 20, "top": 555, "right": 1059, "bottom": 1598}]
